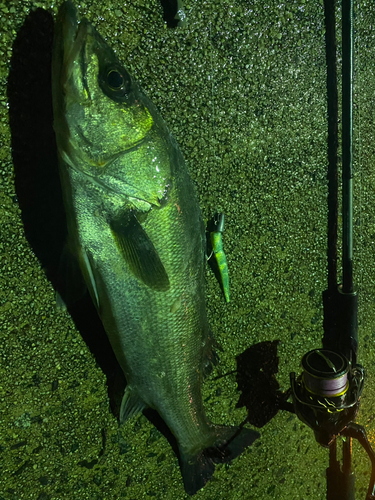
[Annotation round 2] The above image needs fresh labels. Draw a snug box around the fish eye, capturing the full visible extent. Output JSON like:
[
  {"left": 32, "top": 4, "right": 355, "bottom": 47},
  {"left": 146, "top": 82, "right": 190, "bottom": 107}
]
[
  {"left": 99, "top": 64, "right": 132, "bottom": 102},
  {"left": 107, "top": 69, "right": 124, "bottom": 90}
]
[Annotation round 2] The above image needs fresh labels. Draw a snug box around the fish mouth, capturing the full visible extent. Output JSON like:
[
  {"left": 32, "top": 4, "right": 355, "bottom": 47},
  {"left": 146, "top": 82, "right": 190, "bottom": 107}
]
[{"left": 55, "top": 1, "right": 89, "bottom": 90}]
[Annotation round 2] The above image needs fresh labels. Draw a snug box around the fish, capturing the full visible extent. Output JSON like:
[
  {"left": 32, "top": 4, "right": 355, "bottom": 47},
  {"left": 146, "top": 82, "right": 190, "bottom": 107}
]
[{"left": 51, "top": 1, "right": 259, "bottom": 494}]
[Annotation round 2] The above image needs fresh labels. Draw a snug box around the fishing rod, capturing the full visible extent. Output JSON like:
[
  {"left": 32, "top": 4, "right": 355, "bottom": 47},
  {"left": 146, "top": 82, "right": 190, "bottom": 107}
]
[{"left": 289, "top": 1, "right": 375, "bottom": 498}]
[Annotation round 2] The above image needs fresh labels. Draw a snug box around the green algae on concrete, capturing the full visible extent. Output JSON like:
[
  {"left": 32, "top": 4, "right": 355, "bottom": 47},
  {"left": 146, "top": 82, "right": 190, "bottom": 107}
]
[{"left": 1, "top": 1, "right": 375, "bottom": 499}]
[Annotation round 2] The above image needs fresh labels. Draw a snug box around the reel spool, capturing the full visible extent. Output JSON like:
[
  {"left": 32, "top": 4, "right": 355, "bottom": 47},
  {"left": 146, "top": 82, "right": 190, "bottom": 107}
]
[{"left": 290, "top": 349, "right": 365, "bottom": 447}]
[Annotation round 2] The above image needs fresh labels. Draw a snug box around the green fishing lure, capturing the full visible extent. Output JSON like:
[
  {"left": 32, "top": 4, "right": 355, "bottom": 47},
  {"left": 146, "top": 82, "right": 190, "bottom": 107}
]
[{"left": 210, "top": 213, "right": 230, "bottom": 303}]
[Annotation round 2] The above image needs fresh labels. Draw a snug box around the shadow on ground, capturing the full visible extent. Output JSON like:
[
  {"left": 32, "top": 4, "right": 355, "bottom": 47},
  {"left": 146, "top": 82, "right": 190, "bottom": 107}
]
[{"left": 7, "top": 6, "right": 126, "bottom": 420}]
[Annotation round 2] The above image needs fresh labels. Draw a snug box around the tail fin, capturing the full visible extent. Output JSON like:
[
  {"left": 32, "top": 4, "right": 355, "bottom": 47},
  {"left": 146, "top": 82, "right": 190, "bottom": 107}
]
[{"left": 179, "top": 426, "right": 260, "bottom": 495}]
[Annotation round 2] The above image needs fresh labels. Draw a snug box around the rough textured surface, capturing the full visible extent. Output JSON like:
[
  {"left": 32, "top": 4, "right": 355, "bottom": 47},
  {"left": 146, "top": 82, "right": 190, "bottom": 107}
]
[{"left": 0, "top": 1, "right": 374, "bottom": 499}]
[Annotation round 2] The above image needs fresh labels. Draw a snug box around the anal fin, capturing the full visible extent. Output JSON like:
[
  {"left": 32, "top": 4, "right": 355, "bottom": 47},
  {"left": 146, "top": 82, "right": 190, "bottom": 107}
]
[{"left": 120, "top": 386, "right": 147, "bottom": 424}]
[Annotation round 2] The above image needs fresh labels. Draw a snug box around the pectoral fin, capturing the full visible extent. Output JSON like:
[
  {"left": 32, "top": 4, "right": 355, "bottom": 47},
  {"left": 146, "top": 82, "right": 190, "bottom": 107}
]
[{"left": 110, "top": 213, "right": 170, "bottom": 292}]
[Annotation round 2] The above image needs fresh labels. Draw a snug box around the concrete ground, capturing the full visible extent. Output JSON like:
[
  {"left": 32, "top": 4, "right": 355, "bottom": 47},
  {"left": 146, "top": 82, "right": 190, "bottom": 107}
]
[{"left": 1, "top": 1, "right": 375, "bottom": 499}]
